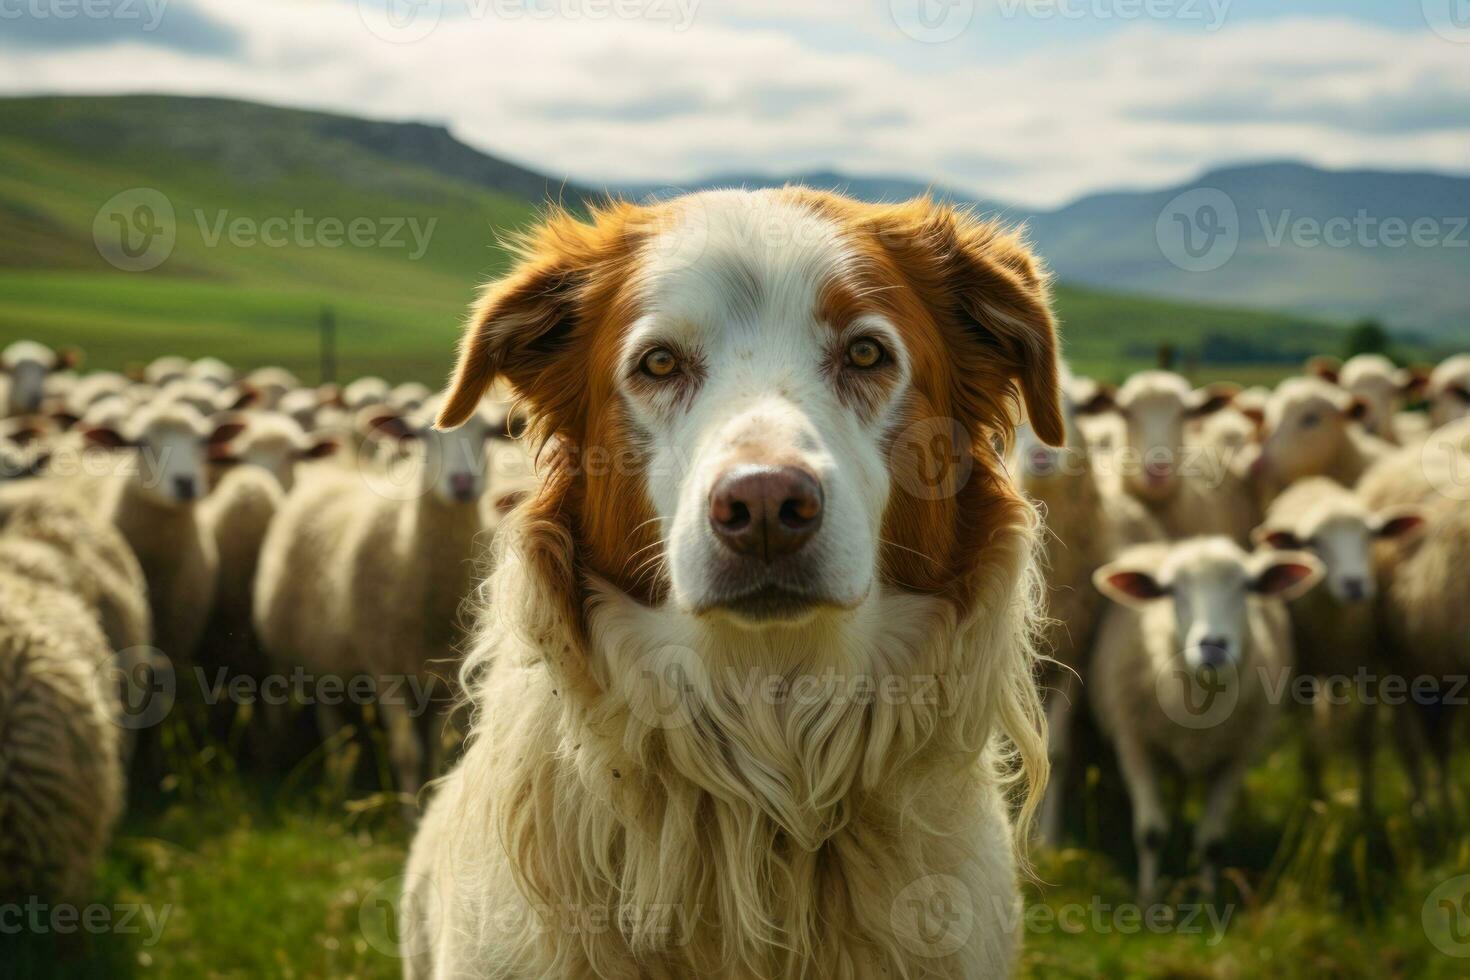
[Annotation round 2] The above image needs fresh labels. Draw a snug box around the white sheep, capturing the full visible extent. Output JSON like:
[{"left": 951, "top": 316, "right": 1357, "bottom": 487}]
[
  {"left": 1096, "top": 371, "right": 1257, "bottom": 544},
  {"left": 236, "top": 367, "right": 301, "bottom": 412},
  {"left": 1357, "top": 423, "right": 1470, "bottom": 811},
  {"left": 1253, "top": 477, "right": 1425, "bottom": 814},
  {"left": 85, "top": 403, "right": 244, "bottom": 664},
  {"left": 142, "top": 355, "right": 192, "bottom": 388},
  {"left": 0, "top": 496, "right": 141, "bottom": 908},
  {"left": 254, "top": 402, "right": 507, "bottom": 800},
  {"left": 1013, "top": 374, "right": 1163, "bottom": 845},
  {"left": 1251, "top": 377, "right": 1393, "bottom": 499},
  {"left": 389, "top": 381, "right": 433, "bottom": 414},
  {"left": 1091, "top": 537, "right": 1321, "bottom": 899},
  {"left": 342, "top": 376, "right": 391, "bottom": 411},
  {"left": 187, "top": 356, "right": 235, "bottom": 390},
  {"left": 1424, "top": 354, "right": 1470, "bottom": 431},
  {"left": 3, "top": 341, "right": 78, "bottom": 417}
]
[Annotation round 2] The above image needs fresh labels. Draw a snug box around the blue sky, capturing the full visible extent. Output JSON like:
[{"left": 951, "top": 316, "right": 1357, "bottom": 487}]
[{"left": 2, "top": 0, "right": 1466, "bottom": 206}]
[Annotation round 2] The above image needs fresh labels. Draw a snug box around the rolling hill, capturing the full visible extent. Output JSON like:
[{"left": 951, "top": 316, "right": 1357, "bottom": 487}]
[{"left": 0, "top": 95, "right": 1362, "bottom": 385}]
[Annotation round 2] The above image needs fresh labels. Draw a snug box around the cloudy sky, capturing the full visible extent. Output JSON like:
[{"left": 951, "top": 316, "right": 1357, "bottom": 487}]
[{"left": 2, "top": 0, "right": 1467, "bottom": 207}]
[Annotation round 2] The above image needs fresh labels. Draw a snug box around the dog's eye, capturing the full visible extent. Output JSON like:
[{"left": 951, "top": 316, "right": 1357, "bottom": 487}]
[
  {"left": 846, "top": 338, "right": 886, "bottom": 370},
  {"left": 640, "top": 348, "right": 679, "bottom": 379}
]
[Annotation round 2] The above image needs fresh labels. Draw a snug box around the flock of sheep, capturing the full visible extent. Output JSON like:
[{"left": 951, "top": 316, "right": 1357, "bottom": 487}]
[{"left": 1, "top": 336, "right": 1469, "bottom": 928}]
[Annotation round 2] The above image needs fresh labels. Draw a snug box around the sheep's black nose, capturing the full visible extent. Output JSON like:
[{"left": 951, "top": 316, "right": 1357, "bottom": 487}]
[
  {"left": 173, "top": 476, "right": 198, "bottom": 501},
  {"left": 1199, "top": 636, "right": 1231, "bottom": 668},
  {"left": 709, "top": 465, "right": 823, "bottom": 561},
  {"left": 1341, "top": 578, "right": 1367, "bottom": 602}
]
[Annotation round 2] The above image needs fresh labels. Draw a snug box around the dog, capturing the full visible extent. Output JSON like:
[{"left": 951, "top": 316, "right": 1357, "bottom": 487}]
[{"left": 401, "top": 187, "right": 1064, "bottom": 979}]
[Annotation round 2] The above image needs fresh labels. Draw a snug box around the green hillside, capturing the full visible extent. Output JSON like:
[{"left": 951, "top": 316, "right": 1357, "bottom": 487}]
[{"left": 0, "top": 96, "right": 1357, "bottom": 385}]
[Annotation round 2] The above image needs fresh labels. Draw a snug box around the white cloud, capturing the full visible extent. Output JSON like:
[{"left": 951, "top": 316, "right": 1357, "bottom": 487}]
[{"left": 0, "top": 1, "right": 1466, "bottom": 207}]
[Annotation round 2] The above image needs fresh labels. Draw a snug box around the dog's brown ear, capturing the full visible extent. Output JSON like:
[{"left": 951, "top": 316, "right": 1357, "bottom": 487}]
[{"left": 438, "top": 208, "right": 633, "bottom": 433}]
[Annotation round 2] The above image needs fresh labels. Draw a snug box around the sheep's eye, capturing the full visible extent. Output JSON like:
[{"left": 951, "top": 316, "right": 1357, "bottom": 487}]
[
  {"left": 640, "top": 348, "right": 679, "bottom": 379},
  {"left": 846, "top": 338, "right": 886, "bottom": 370}
]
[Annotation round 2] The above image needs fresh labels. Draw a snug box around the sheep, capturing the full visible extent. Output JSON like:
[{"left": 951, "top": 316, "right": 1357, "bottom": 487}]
[
  {"left": 198, "top": 415, "right": 338, "bottom": 716},
  {"left": 187, "top": 356, "right": 235, "bottom": 390},
  {"left": 142, "top": 355, "right": 192, "bottom": 388},
  {"left": 1012, "top": 374, "right": 1164, "bottom": 845},
  {"left": 156, "top": 378, "right": 253, "bottom": 417},
  {"left": 342, "top": 375, "right": 391, "bottom": 411},
  {"left": 236, "top": 367, "right": 301, "bottom": 412},
  {"left": 1251, "top": 377, "right": 1393, "bottom": 500},
  {"left": 1357, "top": 424, "right": 1470, "bottom": 812},
  {"left": 1095, "top": 371, "right": 1257, "bottom": 544},
  {"left": 1424, "top": 354, "right": 1470, "bottom": 431},
  {"left": 389, "top": 381, "right": 432, "bottom": 414},
  {"left": 1253, "top": 477, "right": 1426, "bottom": 815},
  {"left": 64, "top": 371, "right": 134, "bottom": 419},
  {"left": 254, "top": 402, "right": 509, "bottom": 801},
  {"left": 1090, "top": 537, "right": 1322, "bottom": 899},
  {"left": 85, "top": 402, "right": 244, "bottom": 665},
  {"left": 3, "top": 341, "right": 78, "bottom": 417},
  {"left": 0, "top": 495, "right": 149, "bottom": 908}
]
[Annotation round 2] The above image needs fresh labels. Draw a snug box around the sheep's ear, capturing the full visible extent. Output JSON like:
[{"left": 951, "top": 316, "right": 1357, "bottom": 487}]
[
  {"left": 1345, "top": 397, "right": 1370, "bottom": 422},
  {"left": 53, "top": 347, "right": 82, "bottom": 370},
  {"left": 367, "top": 411, "right": 419, "bottom": 442},
  {"left": 1250, "top": 552, "right": 1323, "bottom": 600},
  {"left": 1253, "top": 526, "right": 1302, "bottom": 550},
  {"left": 1400, "top": 365, "right": 1432, "bottom": 395},
  {"left": 50, "top": 411, "right": 81, "bottom": 431},
  {"left": 297, "top": 439, "right": 339, "bottom": 460},
  {"left": 1373, "top": 508, "right": 1427, "bottom": 542},
  {"left": 206, "top": 419, "right": 248, "bottom": 447},
  {"left": 3, "top": 424, "right": 46, "bottom": 447},
  {"left": 1188, "top": 382, "right": 1239, "bottom": 418},
  {"left": 1306, "top": 355, "right": 1341, "bottom": 385},
  {"left": 1074, "top": 381, "right": 1117, "bottom": 416},
  {"left": 221, "top": 386, "right": 259, "bottom": 412},
  {"left": 84, "top": 426, "right": 132, "bottom": 450},
  {"left": 23, "top": 452, "right": 51, "bottom": 478},
  {"left": 1094, "top": 564, "right": 1169, "bottom": 607},
  {"left": 1239, "top": 405, "right": 1265, "bottom": 427}
]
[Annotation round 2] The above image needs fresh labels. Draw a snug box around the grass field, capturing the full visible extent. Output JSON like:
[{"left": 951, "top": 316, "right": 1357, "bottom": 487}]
[{"left": 8, "top": 703, "right": 1466, "bottom": 980}]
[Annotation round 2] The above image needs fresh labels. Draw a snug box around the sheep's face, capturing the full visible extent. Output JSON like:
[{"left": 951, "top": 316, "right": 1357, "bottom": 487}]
[
  {"left": 370, "top": 407, "right": 502, "bottom": 505},
  {"left": 86, "top": 411, "right": 244, "bottom": 507},
  {"left": 1256, "top": 380, "right": 1362, "bottom": 485},
  {"left": 1429, "top": 359, "right": 1470, "bottom": 430},
  {"left": 2, "top": 342, "right": 70, "bottom": 415},
  {"left": 1112, "top": 373, "right": 1233, "bottom": 501},
  {"left": 1015, "top": 380, "right": 1108, "bottom": 490},
  {"left": 1096, "top": 538, "right": 1322, "bottom": 672},
  {"left": 1257, "top": 508, "right": 1426, "bottom": 605},
  {"left": 1344, "top": 375, "right": 1398, "bottom": 439},
  {"left": 434, "top": 189, "right": 1065, "bottom": 629},
  {"left": 216, "top": 426, "right": 337, "bottom": 493}
]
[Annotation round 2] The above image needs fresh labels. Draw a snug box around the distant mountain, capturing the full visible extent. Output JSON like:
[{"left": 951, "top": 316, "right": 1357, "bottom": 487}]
[
  {"left": 605, "top": 170, "right": 1006, "bottom": 214},
  {"left": 622, "top": 162, "right": 1470, "bottom": 338}
]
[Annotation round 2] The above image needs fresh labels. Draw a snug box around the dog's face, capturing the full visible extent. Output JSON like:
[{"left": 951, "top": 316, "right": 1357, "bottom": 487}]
[{"left": 438, "top": 189, "right": 1063, "bottom": 632}]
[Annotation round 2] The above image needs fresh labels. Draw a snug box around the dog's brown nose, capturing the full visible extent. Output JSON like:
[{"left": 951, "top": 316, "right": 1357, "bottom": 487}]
[{"left": 709, "top": 465, "right": 823, "bottom": 561}]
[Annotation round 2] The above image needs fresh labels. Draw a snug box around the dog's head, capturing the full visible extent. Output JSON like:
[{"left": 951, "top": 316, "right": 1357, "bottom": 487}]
[{"left": 439, "top": 189, "right": 1062, "bottom": 635}]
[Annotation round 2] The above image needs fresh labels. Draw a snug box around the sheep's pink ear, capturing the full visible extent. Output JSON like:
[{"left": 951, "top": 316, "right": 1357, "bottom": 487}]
[
  {"left": 4, "top": 424, "right": 46, "bottom": 447},
  {"left": 1306, "top": 355, "right": 1341, "bottom": 385},
  {"left": 1253, "top": 527, "right": 1301, "bottom": 550},
  {"left": 207, "top": 420, "right": 247, "bottom": 446},
  {"left": 1240, "top": 405, "right": 1265, "bottom": 427},
  {"left": 53, "top": 347, "right": 82, "bottom": 370},
  {"left": 1251, "top": 552, "right": 1323, "bottom": 601},
  {"left": 1094, "top": 565, "right": 1169, "bottom": 607},
  {"left": 297, "top": 439, "right": 339, "bottom": 460},
  {"left": 84, "top": 426, "right": 131, "bottom": 450},
  {"left": 1188, "top": 382, "right": 1239, "bottom": 418},
  {"left": 1373, "top": 509, "right": 1427, "bottom": 542}
]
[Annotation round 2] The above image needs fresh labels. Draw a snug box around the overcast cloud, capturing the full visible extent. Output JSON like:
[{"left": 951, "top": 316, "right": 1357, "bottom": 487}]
[{"left": 0, "top": 0, "right": 1465, "bottom": 207}]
